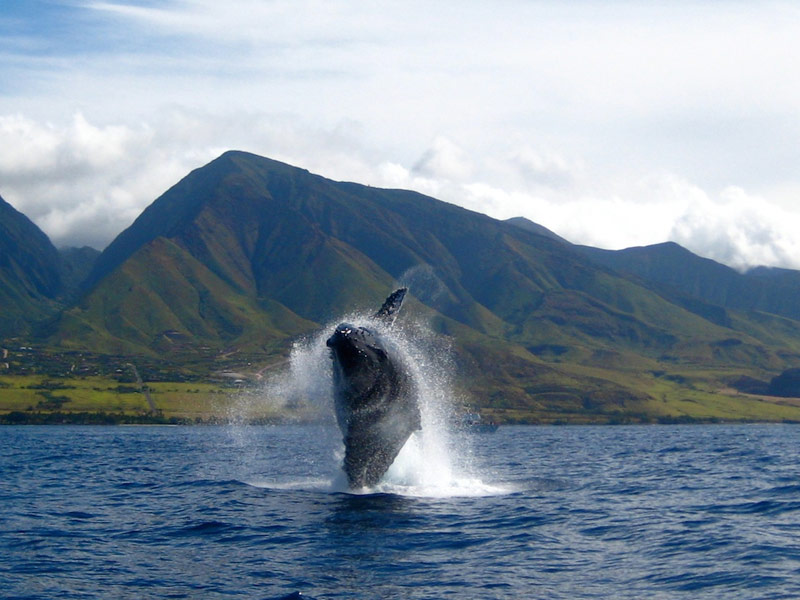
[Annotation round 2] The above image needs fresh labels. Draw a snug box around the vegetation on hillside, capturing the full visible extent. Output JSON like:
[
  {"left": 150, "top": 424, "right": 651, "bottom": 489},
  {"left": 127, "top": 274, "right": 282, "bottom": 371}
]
[{"left": 4, "top": 151, "right": 800, "bottom": 423}]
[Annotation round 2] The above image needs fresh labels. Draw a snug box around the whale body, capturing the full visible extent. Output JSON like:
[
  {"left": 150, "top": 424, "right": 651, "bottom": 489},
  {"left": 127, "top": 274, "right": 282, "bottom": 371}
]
[{"left": 326, "top": 288, "right": 421, "bottom": 488}]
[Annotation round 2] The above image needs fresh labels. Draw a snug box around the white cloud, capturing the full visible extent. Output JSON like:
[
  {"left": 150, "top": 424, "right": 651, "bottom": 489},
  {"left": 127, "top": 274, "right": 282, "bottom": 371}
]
[
  {"left": 412, "top": 137, "right": 473, "bottom": 181},
  {"left": 508, "top": 146, "right": 579, "bottom": 189},
  {"left": 0, "top": 113, "right": 186, "bottom": 248},
  {"left": 670, "top": 187, "right": 800, "bottom": 271},
  {"left": 0, "top": 115, "right": 60, "bottom": 175},
  {"left": 4, "top": 108, "right": 800, "bottom": 274},
  {"left": 2, "top": 1, "right": 800, "bottom": 269}
]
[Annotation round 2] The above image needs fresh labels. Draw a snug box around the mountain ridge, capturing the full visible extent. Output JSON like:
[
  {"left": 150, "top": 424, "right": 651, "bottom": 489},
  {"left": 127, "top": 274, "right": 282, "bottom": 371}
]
[
  {"left": 5, "top": 151, "right": 800, "bottom": 422},
  {"left": 576, "top": 241, "right": 800, "bottom": 322}
]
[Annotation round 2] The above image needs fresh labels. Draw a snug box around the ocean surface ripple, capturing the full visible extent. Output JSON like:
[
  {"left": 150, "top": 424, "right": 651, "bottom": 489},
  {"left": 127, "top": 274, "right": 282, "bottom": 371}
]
[{"left": 3, "top": 424, "right": 800, "bottom": 599}]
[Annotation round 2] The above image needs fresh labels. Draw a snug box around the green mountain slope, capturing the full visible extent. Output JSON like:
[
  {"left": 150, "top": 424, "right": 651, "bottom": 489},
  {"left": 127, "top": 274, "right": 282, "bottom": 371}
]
[
  {"left": 49, "top": 151, "right": 800, "bottom": 422},
  {"left": 503, "top": 216, "right": 570, "bottom": 244},
  {"left": 69, "top": 153, "right": 726, "bottom": 353},
  {"left": 0, "top": 195, "right": 63, "bottom": 336},
  {"left": 56, "top": 236, "right": 316, "bottom": 354},
  {"left": 578, "top": 242, "right": 800, "bottom": 321}
]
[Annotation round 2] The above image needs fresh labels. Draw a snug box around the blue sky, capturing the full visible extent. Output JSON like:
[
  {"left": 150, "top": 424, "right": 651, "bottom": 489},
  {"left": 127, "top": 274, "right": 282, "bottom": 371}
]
[{"left": 2, "top": 0, "right": 800, "bottom": 270}]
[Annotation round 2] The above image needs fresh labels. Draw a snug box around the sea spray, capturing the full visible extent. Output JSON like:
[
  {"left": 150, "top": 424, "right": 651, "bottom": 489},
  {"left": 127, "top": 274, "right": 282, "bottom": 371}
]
[
  {"left": 222, "top": 328, "right": 339, "bottom": 482},
  {"left": 376, "top": 318, "right": 462, "bottom": 491},
  {"left": 230, "top": 308, "right": 497, "bottom": 496},
  {"left": 225, "top": 328, "right": 335, "bottom": 425}
]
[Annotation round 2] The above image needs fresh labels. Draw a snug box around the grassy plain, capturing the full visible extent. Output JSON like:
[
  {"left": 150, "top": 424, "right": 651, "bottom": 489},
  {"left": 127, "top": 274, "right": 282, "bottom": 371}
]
[
  {"left": 0, "top": 375, "right": 256, "bottom": 422},
  {"left": 3, "top": 366, "right": 800, "bottom": 425},
  {"left": 472, "top": 358, "right": 800, "bottom": 424}
]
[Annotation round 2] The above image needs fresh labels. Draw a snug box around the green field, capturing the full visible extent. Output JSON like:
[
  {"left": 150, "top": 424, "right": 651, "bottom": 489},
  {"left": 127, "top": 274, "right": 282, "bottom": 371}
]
[
  {"left": 0, "top": 375, "right": 292, "bottom": 423},
  {"left": 3, "top": 367, "right": 800, "bottom": 425}
]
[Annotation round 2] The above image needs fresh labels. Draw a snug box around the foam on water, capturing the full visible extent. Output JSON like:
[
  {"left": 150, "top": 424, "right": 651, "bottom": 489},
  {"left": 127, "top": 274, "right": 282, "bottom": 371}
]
[{"left": 242, "top": 478, "right": 334, "bottom": 492}]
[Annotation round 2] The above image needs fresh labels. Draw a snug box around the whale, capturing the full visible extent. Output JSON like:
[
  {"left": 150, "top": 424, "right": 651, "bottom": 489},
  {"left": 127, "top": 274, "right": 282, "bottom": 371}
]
[{"left": 326, "top": 288, "right": 421, "bottom": 488}]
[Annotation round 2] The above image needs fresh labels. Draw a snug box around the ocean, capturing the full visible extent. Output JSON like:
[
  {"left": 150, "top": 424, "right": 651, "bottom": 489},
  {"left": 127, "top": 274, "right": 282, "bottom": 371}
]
[{"left": 3, "top": 423, "right": 800, "bottom": 599}]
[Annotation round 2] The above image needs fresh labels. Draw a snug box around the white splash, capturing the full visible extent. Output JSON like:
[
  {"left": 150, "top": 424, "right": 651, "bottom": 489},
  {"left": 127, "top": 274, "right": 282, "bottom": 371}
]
[
  {"left": 373, "top": 432, "right": 511, "bottom": 498},
  {"left": 236, "top": 299, "right": 508, "bottom": 498}
]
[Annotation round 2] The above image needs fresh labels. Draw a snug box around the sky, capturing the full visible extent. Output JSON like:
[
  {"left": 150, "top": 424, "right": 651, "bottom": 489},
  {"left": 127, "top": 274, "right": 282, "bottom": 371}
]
[{"left": 2, "top": 1, "right": 800, "bottom": 271}]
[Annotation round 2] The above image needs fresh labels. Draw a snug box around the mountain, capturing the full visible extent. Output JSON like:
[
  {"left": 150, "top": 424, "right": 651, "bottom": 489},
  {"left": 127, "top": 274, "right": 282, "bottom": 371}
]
[
  {"left": 46, "top": 151, "right": 800, "bottom": 422},
  {"left": 577, "top": 242, "right": 800, "bottom": 322},
  {"left": 504, "top": 216, "right": 570, "bottom": 244},
  {"left": 0, "top": 195, "right": 63, "bottom": 336},
  {"left": 63, "top": 152, "right": 716, "bottom": 354}
]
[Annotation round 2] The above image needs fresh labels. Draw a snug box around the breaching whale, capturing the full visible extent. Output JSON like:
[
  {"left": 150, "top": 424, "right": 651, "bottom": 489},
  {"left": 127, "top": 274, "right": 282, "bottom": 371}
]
[{"left": 326, "top": 288, "right": 421, "bottom": 488}]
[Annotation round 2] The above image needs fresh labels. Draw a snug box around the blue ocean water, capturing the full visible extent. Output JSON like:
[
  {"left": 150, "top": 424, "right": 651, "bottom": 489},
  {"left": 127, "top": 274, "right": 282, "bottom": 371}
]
[{"left": 3, "top": 424, "right": 800, "bottom": 599}]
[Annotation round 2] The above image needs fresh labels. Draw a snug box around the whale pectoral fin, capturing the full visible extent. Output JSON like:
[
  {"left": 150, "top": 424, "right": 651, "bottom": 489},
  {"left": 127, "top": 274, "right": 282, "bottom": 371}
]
[{"left": 374, "top": 288, "right": 408, "bottom": 321}]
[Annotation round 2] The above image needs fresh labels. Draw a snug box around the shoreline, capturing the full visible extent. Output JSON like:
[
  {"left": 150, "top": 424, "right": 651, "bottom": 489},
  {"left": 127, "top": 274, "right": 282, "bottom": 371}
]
[{"left": 2, "top": 410, "right": 799, "bottom": 426}]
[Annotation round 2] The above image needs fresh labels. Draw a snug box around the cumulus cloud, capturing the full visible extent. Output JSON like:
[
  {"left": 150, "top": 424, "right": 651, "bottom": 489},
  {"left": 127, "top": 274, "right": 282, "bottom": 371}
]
[
  {"left": 411, "top": 137, "right": 473, "bottom": 181},
  {"left": 3, "top": 1, "right": 800, "bottom": 269},
  {"left": 0, "top": 112, "right": 206, "bottom": 249},
  {"left": 670, "top": 187, "right": 800, "bottom": 271},
  {"left": 3, "top": 109, "right": 800, "bottom": 273}
]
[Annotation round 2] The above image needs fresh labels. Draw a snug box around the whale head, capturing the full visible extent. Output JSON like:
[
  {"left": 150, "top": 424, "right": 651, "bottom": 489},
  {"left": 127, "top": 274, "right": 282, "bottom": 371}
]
[{"left": 326, "top": 323, "right": 388, "bottom": 379}]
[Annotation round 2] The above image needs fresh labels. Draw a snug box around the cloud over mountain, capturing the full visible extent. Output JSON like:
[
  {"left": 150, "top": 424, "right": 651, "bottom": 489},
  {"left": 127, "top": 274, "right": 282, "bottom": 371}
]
[
  {"left": 3, "top": 110, "right": 800, "bottom": 272},
  {"left": 3, "top": 1, "right": 800, "bottom": 268}
]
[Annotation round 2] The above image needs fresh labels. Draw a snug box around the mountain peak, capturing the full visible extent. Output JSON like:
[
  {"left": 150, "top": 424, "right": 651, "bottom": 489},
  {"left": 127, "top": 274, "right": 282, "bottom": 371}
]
[
  {"left": 504, "top": 216, "right": 569, "bottom": 244},
  {"left": 84, "top": 150, "right": 310, "bottom": 289},
  {"left": 214, "top": 150, "right": 312, "bottom": 176},
  {"left": 9, "top": 151, "right": 800, "bottom": 424}
]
